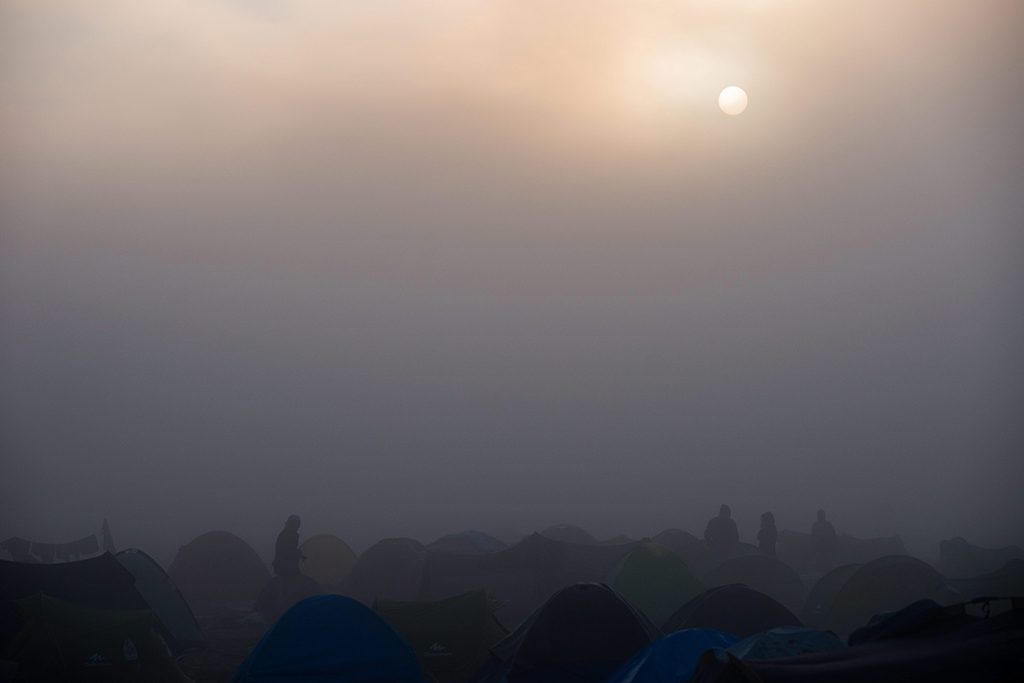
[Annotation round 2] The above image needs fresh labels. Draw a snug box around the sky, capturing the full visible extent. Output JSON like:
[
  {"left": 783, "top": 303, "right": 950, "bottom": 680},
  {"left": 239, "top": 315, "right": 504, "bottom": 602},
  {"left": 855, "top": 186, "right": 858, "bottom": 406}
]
[{"left": 1, "top": 0, "right": 1022, "bottom": 565}]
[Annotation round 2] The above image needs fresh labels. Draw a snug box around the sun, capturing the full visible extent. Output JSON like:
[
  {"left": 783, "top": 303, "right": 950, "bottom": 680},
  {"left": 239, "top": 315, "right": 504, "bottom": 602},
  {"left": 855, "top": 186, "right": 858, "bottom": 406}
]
[{"left": 718, "top": 86, "right": 748, "bottom": 116}]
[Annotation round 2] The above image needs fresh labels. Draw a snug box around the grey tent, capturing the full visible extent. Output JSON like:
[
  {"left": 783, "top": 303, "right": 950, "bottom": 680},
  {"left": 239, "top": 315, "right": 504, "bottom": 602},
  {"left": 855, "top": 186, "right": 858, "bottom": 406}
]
[{"left": 169, "top": 531, "right": 270, "bottom": 611}]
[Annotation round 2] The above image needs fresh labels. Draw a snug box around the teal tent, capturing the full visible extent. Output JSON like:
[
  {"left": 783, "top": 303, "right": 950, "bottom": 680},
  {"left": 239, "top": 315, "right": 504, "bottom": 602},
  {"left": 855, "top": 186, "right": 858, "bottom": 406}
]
[
  {"left": 117, "top": 549, "right": 203, "bottom": 653},
  {"left": 726, "top": 626, "right": 844, "bottom": 660}
]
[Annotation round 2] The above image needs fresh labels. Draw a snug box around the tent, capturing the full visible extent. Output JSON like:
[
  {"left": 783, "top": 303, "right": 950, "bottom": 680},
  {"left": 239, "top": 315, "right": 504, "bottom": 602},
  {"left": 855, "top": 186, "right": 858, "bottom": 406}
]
[
  {"left": 428, "top": 531, "right": 508, "bottom": 556},
  {"left": 726, "top": 627, "right": 843, "bottom": 660},
  {"left": 0, "top": 553, "right": 148, "bottom": 612},
  {"left": 684, "top": 542, "right": 761, "bottom": 578},
  {"left": 232, "top": 594, "right": 426, "bottom": 683},
  {"left": 116, "top": 549, "right": 203, "bottom": 654},
  {"left": 375, "top": 589, "right": 507, "bottom": 683},
  {"left": 939, "top": 537, "right": 1024, "bottom": 578},
  {"left": 608, "top": 629, "right": 738, "bottom": 683},
  {"left": 690, "top": 602, "right": 1024, "bottom": 683},
  {"left": 827, "top": 555, "right": 951, "bottom": 634},
  {"left": 346, "top": 538, "right": 427, "bottom": 604},
  {"left": 835, "top": 535, "right": 906, "bottom": 566},
  {"left": 484, "top": 534, "right": 637, "bottom": 628},
  {"left": 800, "top": 564, "right": 862, "bottom": 627},
  {"left": 946, "top": 558, "right": 1024, "bottom": 601},
  {"left": 1, "top": 593, "right": 189, "bottom": 682},
  {"left": 701, "top": 554, "right": 804, "bottom": 610},
  {"left": 483, "top": 583, "right": 659, "bottom": 683},
  {"left": 539, "top": 525, "right": 597, "bottom": 545},
  {"left": 650, "top": 529, "right": 701, "bottom": 555},
  {"left": 607, "top": 543, "right": 704, "bottom": 627},
  {"left": 664, "top": 585, "right": 802, "bottom": 639},
  {"left": 300, "top": 534, "right": 357, "bottom": 586},
  {"left": 169, "top": 531, "right": 270, "bottom": 611}
]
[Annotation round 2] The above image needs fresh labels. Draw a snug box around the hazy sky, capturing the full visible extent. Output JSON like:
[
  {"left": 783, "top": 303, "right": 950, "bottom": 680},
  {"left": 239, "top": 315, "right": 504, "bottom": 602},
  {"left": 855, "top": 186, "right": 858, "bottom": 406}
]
[{"left": 2, "top": 1, "right": 1022, "bottom": 564}]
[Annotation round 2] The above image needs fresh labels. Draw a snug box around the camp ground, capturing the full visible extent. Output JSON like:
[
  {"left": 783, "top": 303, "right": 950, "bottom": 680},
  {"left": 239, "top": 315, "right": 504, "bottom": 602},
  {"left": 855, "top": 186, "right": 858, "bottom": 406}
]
[{"left": 1, "top": 528, "right": 1022, "bottom": 682}]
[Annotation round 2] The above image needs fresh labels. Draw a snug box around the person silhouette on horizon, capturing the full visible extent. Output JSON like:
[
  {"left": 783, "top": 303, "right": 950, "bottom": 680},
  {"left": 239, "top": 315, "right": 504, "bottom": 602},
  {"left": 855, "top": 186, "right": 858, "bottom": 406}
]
[
  {"left": 273, "top": 515, "right": 304, "bottom": 582},
  {"left": 758, "top": 511, "right": 778, "bottom": 557},
  {"left": 811, "top": 509, "right": 837, "bottom": 571},
  {"left": 704, "top": 504, "right": 740, "bottom": 551}
]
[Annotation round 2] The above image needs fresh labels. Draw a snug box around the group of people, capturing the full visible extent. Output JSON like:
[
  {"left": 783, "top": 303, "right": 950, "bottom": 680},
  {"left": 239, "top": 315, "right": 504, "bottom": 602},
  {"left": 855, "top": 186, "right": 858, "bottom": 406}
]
[{"left": 704, "top": 504, "right": 837, "bottom": 569}]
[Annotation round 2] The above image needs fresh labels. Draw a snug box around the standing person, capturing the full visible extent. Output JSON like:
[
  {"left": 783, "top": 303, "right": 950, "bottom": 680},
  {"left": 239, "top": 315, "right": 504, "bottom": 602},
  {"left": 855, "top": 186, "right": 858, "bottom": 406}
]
[
  {"left": 810, "top": 509, "right": 837, "bottom": 571},
  {"left": 757, "top": 511, "right": 778, "bottom": 557},
  {"left": 703, "top": 504, "right": 740, "bottom": 551},
  {"left": 273, "top": 515, "right": 304, "bottom": 582}
]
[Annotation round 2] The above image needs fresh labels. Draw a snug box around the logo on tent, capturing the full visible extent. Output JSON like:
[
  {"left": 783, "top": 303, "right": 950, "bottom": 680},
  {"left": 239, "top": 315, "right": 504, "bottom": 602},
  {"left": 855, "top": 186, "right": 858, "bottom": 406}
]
[
  {"left": 123, "top": 638, "right": 139, "bottom": 662},
  {"left": 425, "top": 642, "right": 452, "bottom": 657},
  {"left": 85, "top": 653, "right": 111, "bottom": 667}
]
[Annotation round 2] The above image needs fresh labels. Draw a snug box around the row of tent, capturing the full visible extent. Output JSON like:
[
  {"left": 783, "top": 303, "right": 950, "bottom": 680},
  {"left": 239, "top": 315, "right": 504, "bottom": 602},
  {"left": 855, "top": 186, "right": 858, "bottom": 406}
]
[
  {"left": 232, "top": 583, "right": 1023, "bottom": 683},
  {"left": 165, "top": 528, "right": 1024, "bottom": 636},
  {"left": 3, "top": 543, "right": 1021, "bottom": 682}
]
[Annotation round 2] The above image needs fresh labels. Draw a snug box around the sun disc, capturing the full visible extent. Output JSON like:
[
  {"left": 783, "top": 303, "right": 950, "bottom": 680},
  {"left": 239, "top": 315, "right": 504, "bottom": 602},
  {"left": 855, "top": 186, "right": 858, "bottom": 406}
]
[{"left": 718, "top": 86, "right": 748, "bottom": 116}]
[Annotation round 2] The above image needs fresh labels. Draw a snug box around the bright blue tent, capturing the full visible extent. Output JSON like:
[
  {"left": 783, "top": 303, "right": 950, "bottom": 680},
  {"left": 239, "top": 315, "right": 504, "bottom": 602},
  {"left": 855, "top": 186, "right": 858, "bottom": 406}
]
[
  {"left": 607, "top": 628, "right": 738, "bottom": 683},
  {"left": 232, "top": 595, "right": 426, "bottom": 683},
  {"left": 727, "top": 626, "right": 844, "bottom": 660}
]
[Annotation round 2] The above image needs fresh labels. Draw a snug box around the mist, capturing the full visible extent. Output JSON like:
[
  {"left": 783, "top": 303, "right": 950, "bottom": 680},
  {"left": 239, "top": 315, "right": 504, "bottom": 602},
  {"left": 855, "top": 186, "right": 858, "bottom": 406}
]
[{"left": 1, "top": 0, "right": 1022, "bottom": 567}]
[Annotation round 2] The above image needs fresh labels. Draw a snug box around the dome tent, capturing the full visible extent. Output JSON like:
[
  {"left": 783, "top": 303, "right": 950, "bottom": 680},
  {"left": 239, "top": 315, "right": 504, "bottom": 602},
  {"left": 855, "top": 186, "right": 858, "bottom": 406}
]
[
  {"left": 116, "top": 548, "right": 203, "bottom": 653},
  {"left": 483, "top": 583, "right": 659, "bottom": 683},
  {"left": 375, "top": 589, "right": 507, "bottom": 683},
  {"left": 700, "top": 554, "right": 804, "bottom": 610},
  {"left": 539, "top": 524, "right": 598, "bottom": 545},
  {"left": 427, "top": 531, "right": 507, "bottom": 555},
  {"left": 169, "top": 531, "right": 270, "bottom": 610},
  {"left": 346, "top": 538, "right": 426, "bottom": 604},
  {"left": 232, "top": 594, "right": 426, "bottom": 683},
  {"left": 608, "top": 543, "right": 704, "bottom": 627},
  {"left": 607, "top": 628, "right": 738, "bottom": 683},
  {"left": 664, "top": 584, "right": 802, "bottom": 639},
  {"left": 827, "top": 555, "right": 951, "bottom": 633},
  {"left": 300, "top": 534, "right": 357, "bottom": 586},
  {"left": 4, "top": 593, "right": 189, "bottom": 682},
  {"left": 801, "top": 563, "right": 862, "bottom": 627}
]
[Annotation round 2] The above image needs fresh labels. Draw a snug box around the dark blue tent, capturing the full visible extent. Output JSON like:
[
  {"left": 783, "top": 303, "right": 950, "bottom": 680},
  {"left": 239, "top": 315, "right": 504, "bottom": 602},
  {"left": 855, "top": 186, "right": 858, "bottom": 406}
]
[
  {"left": 608, "top": 628, "right": 738, "bottom": 683},
  {"left": 232, "top": 595, "right": 426, "bottom": 683}
]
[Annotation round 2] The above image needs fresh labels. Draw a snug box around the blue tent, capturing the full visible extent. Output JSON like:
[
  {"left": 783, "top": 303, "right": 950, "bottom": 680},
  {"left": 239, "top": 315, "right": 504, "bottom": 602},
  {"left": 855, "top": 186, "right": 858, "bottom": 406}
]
[
  {"left": 726, "top": 626, "right": 844, "bottom": 660},
  {"left": 608, "top": 629, "right": 738, "bottom": 683},
  {"left": 232, "top": 595, "right": 426, "bottom": 682}
]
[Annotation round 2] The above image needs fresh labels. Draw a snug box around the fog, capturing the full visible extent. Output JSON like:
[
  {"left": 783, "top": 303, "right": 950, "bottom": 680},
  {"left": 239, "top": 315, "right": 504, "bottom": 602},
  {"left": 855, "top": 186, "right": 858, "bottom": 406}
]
[{"left": 2, "top": 1, "right": 1022, "bottom": 566}]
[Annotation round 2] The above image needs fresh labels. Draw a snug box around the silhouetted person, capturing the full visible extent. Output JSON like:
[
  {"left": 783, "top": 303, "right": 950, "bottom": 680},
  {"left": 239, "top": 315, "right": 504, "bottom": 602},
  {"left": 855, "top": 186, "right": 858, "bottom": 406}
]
[
  {"left": 758, "top": 511, "right": 778, "bottom": 557},
  {"left": 811, "top": 509, "right": 837, "bottom": 570},
  {"left": 273, "top": 515, "right": 303, "bottom": 580},
  {"left": 704, "top": 504, "right": 739, "bottom": 551}
]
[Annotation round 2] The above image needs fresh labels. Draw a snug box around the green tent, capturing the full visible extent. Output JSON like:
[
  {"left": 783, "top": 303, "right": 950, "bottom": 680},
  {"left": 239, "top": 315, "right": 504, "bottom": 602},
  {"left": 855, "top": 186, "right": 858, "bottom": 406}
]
[
  {"left": 1, "top": 593, "right": 190, "bottom": 682},
  {"left": 608, "top": 543, "right": 703, "bottom": 628},
  {"left": 374, "top": 589, "right": 506, "bottom": 683},
  {"left": 117, "top": 549, "right": 203, "bottom": 654}
]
